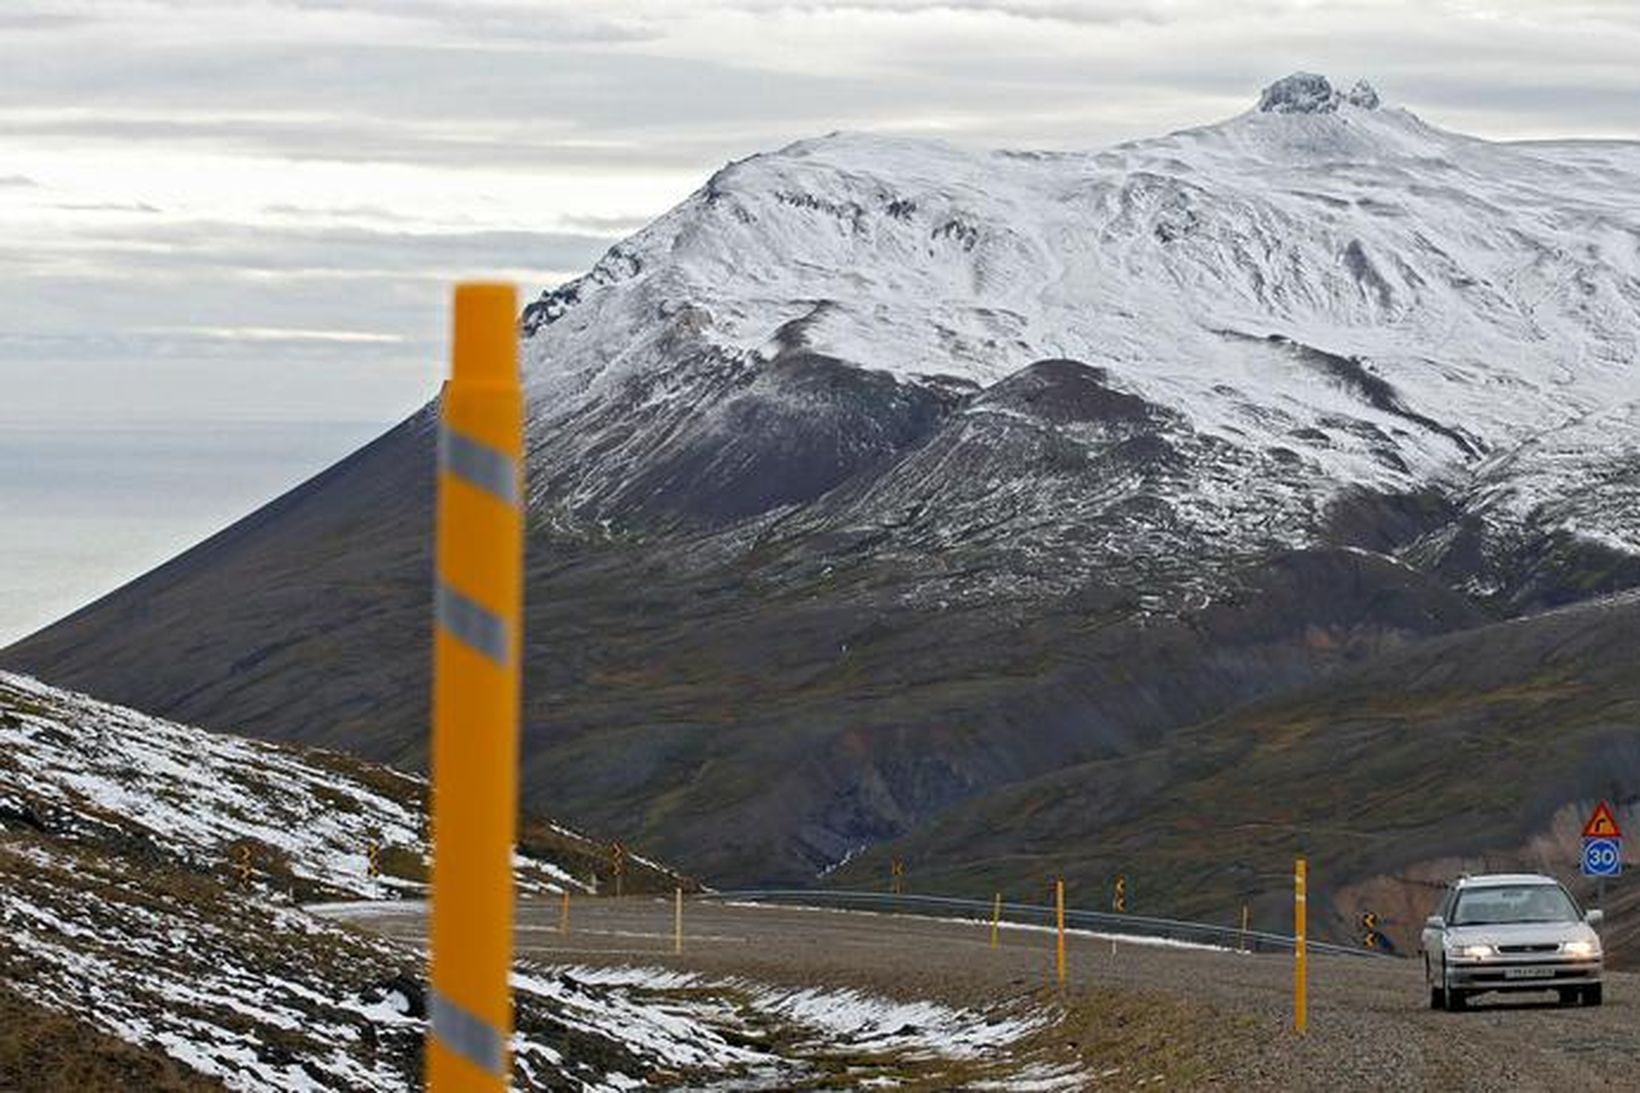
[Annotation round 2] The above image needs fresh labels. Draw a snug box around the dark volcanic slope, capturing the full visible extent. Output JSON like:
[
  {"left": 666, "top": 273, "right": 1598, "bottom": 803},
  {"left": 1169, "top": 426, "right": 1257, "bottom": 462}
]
[
  {"left": 3, "top": 389, "right": 1489, "bottom": 886},
  {"left": 3, "top": 356, "right": 1629, "bottom": 891},
  {"left": 4, "top": 410, "right": 437, "bottom": 771}
]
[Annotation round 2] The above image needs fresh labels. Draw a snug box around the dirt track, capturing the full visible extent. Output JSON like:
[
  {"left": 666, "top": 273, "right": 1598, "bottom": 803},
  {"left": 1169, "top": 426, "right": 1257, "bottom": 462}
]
[{"left": 342, "top": 896, "right": 1640, "bottom": 1089}]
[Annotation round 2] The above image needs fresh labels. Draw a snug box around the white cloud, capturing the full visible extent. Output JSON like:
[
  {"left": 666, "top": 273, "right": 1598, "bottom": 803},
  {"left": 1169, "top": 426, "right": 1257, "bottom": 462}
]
[{"left": 1, "top": 0, "right": 1636, "bottom": 425}]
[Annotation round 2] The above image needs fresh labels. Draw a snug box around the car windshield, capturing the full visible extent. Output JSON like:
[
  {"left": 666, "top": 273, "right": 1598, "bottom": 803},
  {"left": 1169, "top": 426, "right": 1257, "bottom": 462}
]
[{"left": 1451, "top": 884, "right": 1580, "bottom": 926}]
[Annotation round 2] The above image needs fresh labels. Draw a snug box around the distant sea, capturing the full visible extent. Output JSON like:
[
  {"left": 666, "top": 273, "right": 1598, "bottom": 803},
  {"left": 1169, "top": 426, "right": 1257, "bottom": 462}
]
[{"left": 0, "top": 419, "right": 390, "bottom": 648}]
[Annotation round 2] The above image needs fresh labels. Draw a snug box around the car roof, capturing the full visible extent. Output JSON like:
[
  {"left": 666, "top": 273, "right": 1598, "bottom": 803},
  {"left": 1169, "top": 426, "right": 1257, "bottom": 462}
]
[{"left": 1455, "top": 873, "right": 1559, "bottom": 889}]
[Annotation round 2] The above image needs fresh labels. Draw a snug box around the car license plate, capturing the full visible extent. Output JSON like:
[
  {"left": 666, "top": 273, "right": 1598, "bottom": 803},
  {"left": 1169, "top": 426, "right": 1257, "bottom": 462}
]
[{"left": 1504, "top": 966, "right": 1555, "bottom": 979}]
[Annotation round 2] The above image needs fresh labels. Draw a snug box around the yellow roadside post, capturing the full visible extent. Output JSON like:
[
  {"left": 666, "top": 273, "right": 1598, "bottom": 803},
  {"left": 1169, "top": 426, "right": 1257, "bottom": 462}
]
[
  {"left": 674, "top": 887, "right": 684, "bottom": 955},
  {"left": 1055, "top": 878, "right": 1067, "bottom": 988},
  {"left": 428, "top": 282, "right": 523, "bottom": 1091},
  {"left": 560, "top": 890, "right": 571, "bottom": 936},
  {"left": 1294, "top": 858, "right": 1308, "bottom": 1034},
  {"left": 991, "top": 891, "right": 1002, "bottom": 949},
  {"left": 1241, "top": 904, "right": 1250, "bottom": 953},
  {"left": 1111, "top": 874, "right": 1125, "bottom": 957}
]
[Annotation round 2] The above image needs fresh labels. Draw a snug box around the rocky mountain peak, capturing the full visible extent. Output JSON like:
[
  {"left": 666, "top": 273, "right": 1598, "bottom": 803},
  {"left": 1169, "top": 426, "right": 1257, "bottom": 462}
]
[
  {"left": 1257, "top": 72, "right": 1381, "bottom": 114},
  {"left": 1344, "top": 78, "right": 1382, "bottom": 109}
]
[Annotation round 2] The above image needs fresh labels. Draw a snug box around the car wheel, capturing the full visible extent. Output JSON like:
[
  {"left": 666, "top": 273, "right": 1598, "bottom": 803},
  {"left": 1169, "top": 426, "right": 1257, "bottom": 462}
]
[
  {"left": 1445, "top": 986, "right": 1468, "bottom": 1012},
  {"left": 1584, "top": 984, "right": 1603, "bottom": 1007},
  {"left": 1426, "top": 959, "right": 1445, "bottom": 1010}
]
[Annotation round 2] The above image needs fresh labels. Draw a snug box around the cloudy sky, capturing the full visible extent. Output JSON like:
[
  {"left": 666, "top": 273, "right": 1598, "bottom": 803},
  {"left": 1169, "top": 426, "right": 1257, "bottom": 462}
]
[{"left": 4, "top": 0, "right": 1639, "bottom": 428}]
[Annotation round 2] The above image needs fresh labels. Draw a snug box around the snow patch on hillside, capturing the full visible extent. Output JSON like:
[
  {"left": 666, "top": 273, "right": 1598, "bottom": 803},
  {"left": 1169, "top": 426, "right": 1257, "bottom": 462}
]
[
  {"left": 0, "top": 671, "right": 601, "bottom": 900},
  {"left": 0, "top": 671, "right": 422, "bottom": 900},
  {"left": 1, "top": 672, "right": 1072, "bottom": 1089}
]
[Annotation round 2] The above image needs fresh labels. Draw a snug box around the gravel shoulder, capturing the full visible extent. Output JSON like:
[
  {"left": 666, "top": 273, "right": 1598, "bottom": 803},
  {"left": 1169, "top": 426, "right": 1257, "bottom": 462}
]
[{"left": 342, "top": 896, "right": 1640, "bottom": 1090}]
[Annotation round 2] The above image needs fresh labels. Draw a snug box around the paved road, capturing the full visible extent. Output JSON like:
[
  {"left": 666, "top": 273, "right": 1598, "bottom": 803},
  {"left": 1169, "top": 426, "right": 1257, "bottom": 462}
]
[{"left": 343, "top": 895, "right": 1640, "bottom": 1089}]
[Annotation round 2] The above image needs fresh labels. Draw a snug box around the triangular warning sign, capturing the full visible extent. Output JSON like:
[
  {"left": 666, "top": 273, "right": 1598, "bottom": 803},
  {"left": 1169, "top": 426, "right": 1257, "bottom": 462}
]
[{"left": 1582, "top": 801, "right": 1623, "bottom": 839}]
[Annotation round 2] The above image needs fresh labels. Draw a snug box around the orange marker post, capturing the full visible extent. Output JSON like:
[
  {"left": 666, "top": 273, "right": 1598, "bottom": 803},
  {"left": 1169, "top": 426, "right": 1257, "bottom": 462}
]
[
  {"left": 674, "top": 887, "right": 684, "bottom": 955},
  {"left": 1055, "top": 878, "right": 1067, "bottom": 988},
  {"left": 991, "top": 891, "right": 1002, "bottom": 949},
  {"left": 560, "top": 889, "right": 571, "bottom": 936},
  {"left": 1294, "top": 858, "right": 1308, "bottom": 1034},
  {"left": 428, "top": 282, "right": 524, "bottom": 1091}
]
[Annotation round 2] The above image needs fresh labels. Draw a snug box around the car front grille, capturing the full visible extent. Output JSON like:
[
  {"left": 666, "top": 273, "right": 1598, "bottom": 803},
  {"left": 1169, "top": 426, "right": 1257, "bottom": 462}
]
[
  {"left": 1467, "top": 967, "right": 1589, "bottom": 985},
  {"left": 1497, "top": 943, "right": 1560, "bottom": 954}
]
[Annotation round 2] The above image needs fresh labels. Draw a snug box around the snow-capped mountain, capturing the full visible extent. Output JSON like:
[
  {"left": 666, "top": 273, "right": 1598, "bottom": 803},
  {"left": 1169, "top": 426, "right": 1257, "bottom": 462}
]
[
  {"left": 7, "top": 73, "right": 1640, "bottom": 889},
  {"left": 520, "top": 71, "right": 1640, "bottom": 606}
]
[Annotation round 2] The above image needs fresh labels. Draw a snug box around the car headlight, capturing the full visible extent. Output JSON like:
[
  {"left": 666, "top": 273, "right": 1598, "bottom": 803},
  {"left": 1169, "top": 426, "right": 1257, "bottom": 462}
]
[
  {"left": 1563, "top": 940, "right": 1599, "bottom": 958},
  {"left": 1451, "top": 943, "right": 1494, "bottom": 959}
]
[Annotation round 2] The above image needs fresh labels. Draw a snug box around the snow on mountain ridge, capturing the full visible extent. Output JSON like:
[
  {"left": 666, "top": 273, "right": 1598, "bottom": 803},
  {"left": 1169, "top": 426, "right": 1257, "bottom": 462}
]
[{"left": 520, "top": 77, "right": 1640, "bottom": 588}]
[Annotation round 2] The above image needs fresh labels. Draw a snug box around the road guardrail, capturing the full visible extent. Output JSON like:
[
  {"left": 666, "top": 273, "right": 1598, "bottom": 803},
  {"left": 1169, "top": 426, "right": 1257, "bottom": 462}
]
[{"left": 701, "top": 888, "right": 1396, "bottom": 960}]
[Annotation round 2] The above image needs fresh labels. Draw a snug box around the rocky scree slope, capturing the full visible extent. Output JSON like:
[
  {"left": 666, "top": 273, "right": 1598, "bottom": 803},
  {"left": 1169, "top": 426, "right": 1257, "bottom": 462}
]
[{"left": 6, "top": 73, "right": 1640, "bottom": 888}]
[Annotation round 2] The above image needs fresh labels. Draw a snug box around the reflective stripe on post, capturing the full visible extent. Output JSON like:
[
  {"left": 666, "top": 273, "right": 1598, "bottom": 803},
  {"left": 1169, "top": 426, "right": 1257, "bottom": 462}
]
[
  {"left": 441, "top": 424, "right": 521, "bottom": 505},
  {"left": 436, "top": 582, "right": 511, "bottom": 665},
  {"left": 429, "top": 282, "right": 523, "bottom": 1091},
  {"left": 430, "top": 989, "right": 507, "bottom": 1080}
]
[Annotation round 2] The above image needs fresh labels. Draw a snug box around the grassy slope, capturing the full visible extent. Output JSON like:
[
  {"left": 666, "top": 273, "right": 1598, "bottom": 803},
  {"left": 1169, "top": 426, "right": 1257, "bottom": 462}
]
[{"left": 832, "top": 593, "right": 1640, "bottom": 962}]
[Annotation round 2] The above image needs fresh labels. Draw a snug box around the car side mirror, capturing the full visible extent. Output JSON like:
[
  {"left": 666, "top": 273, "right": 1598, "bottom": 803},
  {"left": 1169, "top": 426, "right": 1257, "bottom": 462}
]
[
  {"left": 1425, "top": 915, "right": 1445, "bottom": 930},
  {"left": 1585, "top": 909, "right": 1604, "bottom": 927}
]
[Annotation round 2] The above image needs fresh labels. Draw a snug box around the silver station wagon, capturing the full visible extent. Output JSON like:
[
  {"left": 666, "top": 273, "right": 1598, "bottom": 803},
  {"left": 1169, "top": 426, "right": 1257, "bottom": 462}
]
[{"left": 1421, "top": 873, "right": 1604, "bottom": 1010}]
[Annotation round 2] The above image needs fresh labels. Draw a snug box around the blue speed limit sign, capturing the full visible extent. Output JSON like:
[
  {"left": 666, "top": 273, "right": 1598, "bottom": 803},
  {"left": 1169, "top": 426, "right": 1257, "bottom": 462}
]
[{"left": 1583, "top": 838, "right": 1622, "bottom": 877}]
